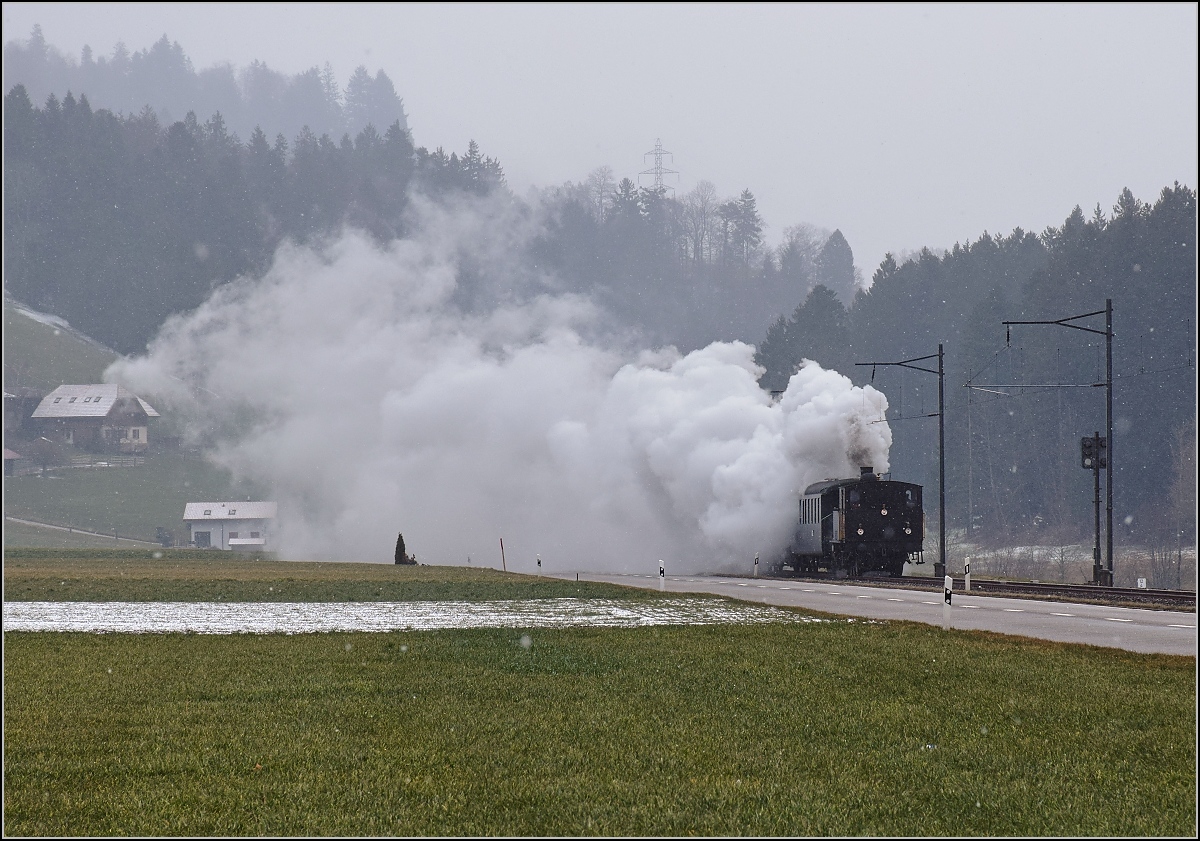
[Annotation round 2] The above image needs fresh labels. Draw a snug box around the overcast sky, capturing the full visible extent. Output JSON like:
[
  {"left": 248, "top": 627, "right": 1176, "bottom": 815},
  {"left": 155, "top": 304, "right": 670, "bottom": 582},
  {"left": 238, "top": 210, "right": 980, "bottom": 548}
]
[{"left": 4, "top": 2, "right": 1197, "bottom": 274}]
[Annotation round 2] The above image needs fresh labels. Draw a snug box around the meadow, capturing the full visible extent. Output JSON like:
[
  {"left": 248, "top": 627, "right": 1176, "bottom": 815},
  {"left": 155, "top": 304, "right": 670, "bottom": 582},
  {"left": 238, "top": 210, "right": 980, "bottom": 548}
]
[
  {"left": 1, "top": 551, "right": 655, "bottom": 603},
  {"left": 3, "top": 302, "right": 119, "bottom": 393},
  {"left": 1, "top": 519, "right": 159, "bottom": 550},
  {"left": 3, "top": 452, "right": 265, "bottom": 545},
  {"left": 3, "top": 554, "right": 1195, "bottom": 836}
]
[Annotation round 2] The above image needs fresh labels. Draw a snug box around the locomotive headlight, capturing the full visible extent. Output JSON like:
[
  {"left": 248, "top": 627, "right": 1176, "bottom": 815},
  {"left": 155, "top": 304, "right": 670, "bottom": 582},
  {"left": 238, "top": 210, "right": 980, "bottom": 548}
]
[
  {"left": 857, "top": 528, "right": 864, "bottom": 536},
  {"left": 881, "top": 508, "right": 888, "bottom": 516},
  {"left": 905, "top": 527, "right": 912, "bottom": 535}
]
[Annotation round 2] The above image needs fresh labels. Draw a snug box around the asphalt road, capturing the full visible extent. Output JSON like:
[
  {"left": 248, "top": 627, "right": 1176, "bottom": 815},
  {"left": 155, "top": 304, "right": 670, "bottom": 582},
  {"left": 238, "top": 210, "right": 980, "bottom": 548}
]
[{"left": 565, "top": 572, "right": 1198, "bottom": 657}]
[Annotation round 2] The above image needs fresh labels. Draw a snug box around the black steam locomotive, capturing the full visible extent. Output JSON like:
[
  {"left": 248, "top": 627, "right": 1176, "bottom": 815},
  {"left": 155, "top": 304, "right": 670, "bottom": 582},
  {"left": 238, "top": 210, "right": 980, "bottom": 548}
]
[{"left": 773, "top": 466, "right": 924, "bottom": 577}]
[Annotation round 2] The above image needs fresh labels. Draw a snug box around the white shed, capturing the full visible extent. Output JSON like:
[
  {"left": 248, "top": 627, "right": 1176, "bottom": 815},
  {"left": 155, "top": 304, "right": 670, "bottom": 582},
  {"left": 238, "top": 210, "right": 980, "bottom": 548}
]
[{"left": 183, "top": 501, "right": 277, "bottom": 551}]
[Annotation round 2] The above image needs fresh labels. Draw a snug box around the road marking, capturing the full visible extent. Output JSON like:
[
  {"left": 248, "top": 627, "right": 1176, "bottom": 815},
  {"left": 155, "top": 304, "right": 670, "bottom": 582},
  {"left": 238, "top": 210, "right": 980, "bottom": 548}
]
[
  {"left": 1051, "top": 612, "right": 1074, "bottom": 617},
  {"left": 886, "top": 598, "right": 903, "bottom": 602},
  {"left": 961, "top": 605, "right": 979, "bottom": 609},
  {"left": 1003, "top": 608, "right": 1024, "bottom": 613},
  {"left": 922, "top": 601, "right": 938, "bottom": 605},
  {"left": 736, "top": 583, "right": 747, "bottom": 586},
  {"left": 1104, "top": 617, "right": 1132, "bottom": 623},
  {"left": 1168, "top": 624, "right": 1195, "bottom": 629},
  {"left": 856, "top": 595, "right": 872, "bottom": 599},
  {"left": 801, "top": 589, "right": 814, "bottom": 592},
  {"left": 778, "top": 587, "right": 792, "bottom": 590}
]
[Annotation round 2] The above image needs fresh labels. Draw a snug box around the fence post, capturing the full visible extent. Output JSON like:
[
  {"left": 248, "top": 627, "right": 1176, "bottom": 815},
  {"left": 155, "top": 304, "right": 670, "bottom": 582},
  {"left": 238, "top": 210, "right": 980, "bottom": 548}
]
[{"left": 943, "top": 575, "right": 952, "bottom": 629}]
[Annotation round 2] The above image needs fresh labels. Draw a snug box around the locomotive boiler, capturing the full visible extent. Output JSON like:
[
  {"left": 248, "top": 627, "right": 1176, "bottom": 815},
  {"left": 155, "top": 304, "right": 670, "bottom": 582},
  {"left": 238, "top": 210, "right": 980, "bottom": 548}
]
[{"left": 777, "top": 466, "right": 924, "bottom": 577}]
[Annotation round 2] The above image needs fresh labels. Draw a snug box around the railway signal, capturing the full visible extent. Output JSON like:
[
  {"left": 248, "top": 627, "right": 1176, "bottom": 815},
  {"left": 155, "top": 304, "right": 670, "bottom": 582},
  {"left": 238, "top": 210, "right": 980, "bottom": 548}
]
[
  {"left": 1080, "top": 431, "right": 1108, "bottom": 585},
  {"left": 1080, "top": 435, "right": 1107, "bottom": 470}
]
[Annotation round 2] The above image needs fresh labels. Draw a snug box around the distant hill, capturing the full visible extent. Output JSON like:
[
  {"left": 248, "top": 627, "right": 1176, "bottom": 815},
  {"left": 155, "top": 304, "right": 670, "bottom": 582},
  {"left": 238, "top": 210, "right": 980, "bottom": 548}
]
[
  {"left": 3, "top": 296, "right": 120, "bottom": 393},
  {"left": 3, "top": 25, "right": 409, "bottom": 151}
]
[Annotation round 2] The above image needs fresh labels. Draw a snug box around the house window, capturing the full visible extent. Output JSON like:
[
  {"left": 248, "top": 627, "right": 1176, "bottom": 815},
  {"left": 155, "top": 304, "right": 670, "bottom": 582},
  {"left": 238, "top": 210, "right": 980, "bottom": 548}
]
[
  {"left": 229, "top": 532, "right": 239, "bottom": 539},
  {"left": 203, "top": 509, "right": 212, "bottom": 516},
  {"left": 132, "top": 429, "right": 140, "bottom": 440},
  {"left": 69, "top": 397, "right": 76, "bottom": 403},
  {"left": 228, "top": 509, "right": 236, "bottom": 515},
  {"left": 82, "top": 397, "right": 90, "bottom": 403},
  {"left": 250, "top": 532, "right": 260, "bottom": 539},
  {"left": 53, "top": 397, "right": 62, "bottom": 403}
]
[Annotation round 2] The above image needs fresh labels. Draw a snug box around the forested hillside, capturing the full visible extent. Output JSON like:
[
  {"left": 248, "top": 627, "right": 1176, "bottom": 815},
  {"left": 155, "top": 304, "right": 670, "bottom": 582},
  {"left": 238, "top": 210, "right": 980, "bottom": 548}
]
[
  {"left": 756, "top": 189, "right": 1196, "bottom": 550},
  {"left": 3, "top": 27, "right": 1194, "bottom": 554},
  {"left": 3, "top": 83, "right": 501, "bottom": 354},
  {"left": 3, "top": 25, "right": 407, "bottom": 147}
]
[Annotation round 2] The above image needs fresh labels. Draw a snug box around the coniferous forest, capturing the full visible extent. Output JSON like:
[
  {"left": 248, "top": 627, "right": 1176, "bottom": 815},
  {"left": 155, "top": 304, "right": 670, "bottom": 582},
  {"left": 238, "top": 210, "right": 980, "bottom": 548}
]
[{"left": 3, "top": 28, "right": 1195, "bottom": 556}]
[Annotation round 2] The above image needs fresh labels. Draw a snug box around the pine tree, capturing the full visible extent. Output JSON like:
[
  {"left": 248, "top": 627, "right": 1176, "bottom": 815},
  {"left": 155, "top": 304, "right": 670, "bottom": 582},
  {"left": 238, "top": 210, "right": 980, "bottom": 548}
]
[{"left": 733, "top": 188, "right": 763, "bottom": 263}]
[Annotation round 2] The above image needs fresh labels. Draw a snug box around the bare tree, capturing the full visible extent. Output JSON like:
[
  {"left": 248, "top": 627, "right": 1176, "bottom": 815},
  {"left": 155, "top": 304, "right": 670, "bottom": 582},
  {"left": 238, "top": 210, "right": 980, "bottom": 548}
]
[
  {"left": 585, "top": 166, "right": 616, "bottom": 223},
  {"left": 1160, "top": 420, "right": 1196, "bottom": 589},
  {"left": 679, "top": 180, "right": 719, "bottom": 264},
  {"left": 29, "top": 436, "right": 69, "bottom": 476}
]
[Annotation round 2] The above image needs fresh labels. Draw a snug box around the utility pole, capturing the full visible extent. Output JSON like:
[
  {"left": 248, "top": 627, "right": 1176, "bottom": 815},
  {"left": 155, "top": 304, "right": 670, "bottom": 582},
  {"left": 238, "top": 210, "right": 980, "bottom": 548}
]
[
  {"left": 995, "top": 299, "right": 1114, "bottom": 586},
  {"left": 856, "top": 344, "right": 946, "bottom": 578}
]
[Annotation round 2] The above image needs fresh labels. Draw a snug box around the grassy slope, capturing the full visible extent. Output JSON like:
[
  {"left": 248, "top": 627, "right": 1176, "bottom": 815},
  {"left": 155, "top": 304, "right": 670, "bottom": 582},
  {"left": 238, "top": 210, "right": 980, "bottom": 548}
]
[
  {"left": 2, "top": 557, "right": 1195, "bottom": 837},
  {"left": 4, "top": 451, "right": 262, "bottom": 543},
  {"left": 3, "top": 303, "right": 120, "bottom": 392},
  {"left": 0, "top": 520, "right": 159, "bottom": 550},
  {"left": 4, "top": 302, "right": 239, "bottom": 543}
]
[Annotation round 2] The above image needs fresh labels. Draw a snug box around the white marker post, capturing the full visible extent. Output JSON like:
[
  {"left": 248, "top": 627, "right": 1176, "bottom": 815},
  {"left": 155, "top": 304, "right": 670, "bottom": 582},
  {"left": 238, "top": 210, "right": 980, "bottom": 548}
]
[
  {"left": 537, "top": 554, "right": 541, "bottom": 573},
  {"left": 964, "top": 557, "right": 971, "bottom": 592},
  {"left": 659, "top": 559, "right": 666, "bottom": 591},
  {"left": 754, "top": 552, "right": 759, "bottom": 577},
  {"left": 943, "top": 574, "right": 952, "bottom": 629}
]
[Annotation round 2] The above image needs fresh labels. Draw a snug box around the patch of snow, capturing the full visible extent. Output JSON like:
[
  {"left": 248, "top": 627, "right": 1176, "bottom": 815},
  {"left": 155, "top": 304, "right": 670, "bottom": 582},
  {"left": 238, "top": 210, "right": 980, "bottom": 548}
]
[{"left": 3, "top": 598, "right": 820, "bottom": 634}]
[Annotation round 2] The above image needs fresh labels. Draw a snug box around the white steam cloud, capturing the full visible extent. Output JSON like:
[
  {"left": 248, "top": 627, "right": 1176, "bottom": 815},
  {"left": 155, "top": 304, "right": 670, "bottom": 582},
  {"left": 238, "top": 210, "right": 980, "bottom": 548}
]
[{"left": 109, "top": 197, "right": 890, "bottom": 572}]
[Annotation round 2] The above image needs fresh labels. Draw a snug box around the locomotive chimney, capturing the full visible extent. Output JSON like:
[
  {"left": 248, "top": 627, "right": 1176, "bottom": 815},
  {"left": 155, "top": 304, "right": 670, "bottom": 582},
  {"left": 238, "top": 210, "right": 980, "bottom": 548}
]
[{"left": 860, "top": 466, "right": 876, "bottom": 480}]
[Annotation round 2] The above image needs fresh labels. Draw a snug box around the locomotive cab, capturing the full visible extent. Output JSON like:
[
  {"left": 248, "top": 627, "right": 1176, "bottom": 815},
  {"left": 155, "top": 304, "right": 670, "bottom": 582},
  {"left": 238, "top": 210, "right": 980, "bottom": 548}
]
[{"left": 785, "top": 466, "right": 923, "bottom": 577}]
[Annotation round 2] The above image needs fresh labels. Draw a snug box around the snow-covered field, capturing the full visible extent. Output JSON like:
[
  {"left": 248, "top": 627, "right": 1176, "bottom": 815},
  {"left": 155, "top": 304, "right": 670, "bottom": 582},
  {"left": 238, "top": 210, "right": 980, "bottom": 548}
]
[{"left": 3, "top": 598, "right": 817, "bottom": 634}]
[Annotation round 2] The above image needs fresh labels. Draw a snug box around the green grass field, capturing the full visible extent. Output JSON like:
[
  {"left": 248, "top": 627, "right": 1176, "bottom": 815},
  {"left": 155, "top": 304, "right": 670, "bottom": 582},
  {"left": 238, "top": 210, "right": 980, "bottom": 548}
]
[
  {"left": 3, "top": 554, "right": 1195, "bottom": 837},
  {"left": 2, "top": 552, "right": 666, "bottom": 603},
  {"left": 1, "top": 519, "right": 161, "bottom": 550},
  {"left": 3, "top": 451, "right": 263, "bottom": 544},
  {"left": 3, "top": 303, "right": 119, "bottom": 393}
]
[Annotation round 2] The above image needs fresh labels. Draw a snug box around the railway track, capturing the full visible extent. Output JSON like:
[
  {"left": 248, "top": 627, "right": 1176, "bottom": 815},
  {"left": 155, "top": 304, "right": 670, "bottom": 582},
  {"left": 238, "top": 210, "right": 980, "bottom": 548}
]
[{"left": 754, "top": 572, "right": 1196, "bottom": 610}]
